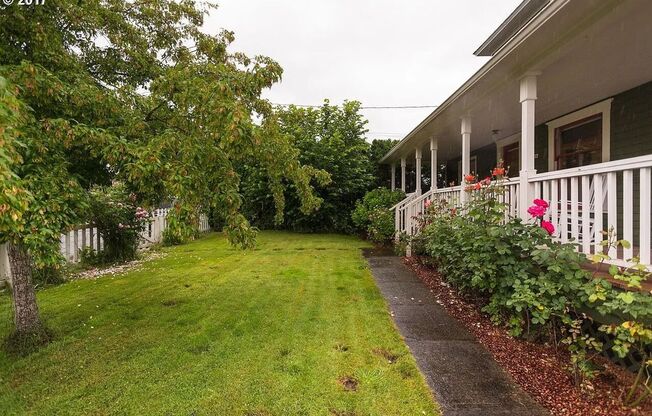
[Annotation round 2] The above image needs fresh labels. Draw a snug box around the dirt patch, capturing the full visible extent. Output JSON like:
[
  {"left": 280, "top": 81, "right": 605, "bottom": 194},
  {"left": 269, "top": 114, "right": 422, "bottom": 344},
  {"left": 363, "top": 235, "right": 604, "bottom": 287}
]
[
  {"left": 329, "top": 410, "right": 357, "bottom": 416},
  {"left": 161, "top": 299, "right": 179, "bottom": 307},
  {"left": 245, "top": 410, "right": 272, "bottom": 416},
  {"left": 361, "top": 246, "right": 395, "bottom": 258},
  {"left": 373, "top": 348, "right": 399, "bottom": 364},
  {"left": 334, "top": 343, "right": 349, "bottom": 352},
  {"left": 338, "top": 376, "right": 358, "bottom": 392}
]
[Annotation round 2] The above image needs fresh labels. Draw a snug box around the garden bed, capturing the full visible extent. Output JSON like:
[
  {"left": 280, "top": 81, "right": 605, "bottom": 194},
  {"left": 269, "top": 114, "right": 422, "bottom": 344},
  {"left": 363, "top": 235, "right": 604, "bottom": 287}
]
[{"left": 405, "top": 256, "right": 652, "bottom": 416}]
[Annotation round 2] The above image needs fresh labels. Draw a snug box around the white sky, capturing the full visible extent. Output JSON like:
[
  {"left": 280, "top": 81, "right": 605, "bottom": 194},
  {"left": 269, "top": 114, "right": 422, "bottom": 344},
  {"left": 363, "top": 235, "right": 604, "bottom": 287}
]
[{"left": 205, "top": 0, "right": 522, "bottom": 140}]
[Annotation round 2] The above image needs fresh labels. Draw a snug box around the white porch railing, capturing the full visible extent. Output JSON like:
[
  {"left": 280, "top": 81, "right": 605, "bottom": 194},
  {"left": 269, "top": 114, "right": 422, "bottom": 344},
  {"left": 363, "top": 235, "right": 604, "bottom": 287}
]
[
  {"left": 530, "top": 154, "right": 652, "bottom": 266},
  {"left": 393, "top": 154, "right": 652, "bottom": 268},
  {"left": 0, "top": 210, "right": 211, "bottom": 284}
]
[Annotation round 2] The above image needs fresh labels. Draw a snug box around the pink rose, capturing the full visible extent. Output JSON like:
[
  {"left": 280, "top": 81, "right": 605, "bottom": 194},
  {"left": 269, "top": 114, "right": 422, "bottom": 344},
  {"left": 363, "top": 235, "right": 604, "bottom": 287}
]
[
  {"left": 541, "top": 220, "right": 555, "bottom": 235},
  {"left": 424, "top": 200, "right": 432, "bottom": 208},
  {"left": 527, "top": 205, "right": 546, "bottom": 218},
  {"left": 533, "top": 199, "right": 549, "bottom": 209}
]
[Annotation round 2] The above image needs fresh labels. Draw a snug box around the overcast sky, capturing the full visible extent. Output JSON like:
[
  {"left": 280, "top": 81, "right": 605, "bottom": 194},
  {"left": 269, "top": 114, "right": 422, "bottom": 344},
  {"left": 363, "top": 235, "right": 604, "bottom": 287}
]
[{"left": 205, "top": 0, "right": 522, "bottom": 140}]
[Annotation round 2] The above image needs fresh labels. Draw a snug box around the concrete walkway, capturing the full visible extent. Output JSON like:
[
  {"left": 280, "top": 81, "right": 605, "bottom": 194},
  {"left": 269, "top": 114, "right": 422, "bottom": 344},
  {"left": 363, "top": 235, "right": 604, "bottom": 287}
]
[{"left": 364, "top": 251, "right": 549, "bottom": 416}]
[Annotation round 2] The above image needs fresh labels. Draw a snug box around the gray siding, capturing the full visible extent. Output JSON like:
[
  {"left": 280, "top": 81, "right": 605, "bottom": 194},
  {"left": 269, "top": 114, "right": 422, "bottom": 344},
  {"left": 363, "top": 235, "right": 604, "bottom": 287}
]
[{"left": 611, "top": 80, "right": 652, "bottom": 160}]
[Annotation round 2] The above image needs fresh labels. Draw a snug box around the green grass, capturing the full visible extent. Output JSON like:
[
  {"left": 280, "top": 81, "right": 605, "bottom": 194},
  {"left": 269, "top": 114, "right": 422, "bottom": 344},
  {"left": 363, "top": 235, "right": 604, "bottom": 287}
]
[{"left": 0, "top": 232, "right": 438, "bottom": 415}]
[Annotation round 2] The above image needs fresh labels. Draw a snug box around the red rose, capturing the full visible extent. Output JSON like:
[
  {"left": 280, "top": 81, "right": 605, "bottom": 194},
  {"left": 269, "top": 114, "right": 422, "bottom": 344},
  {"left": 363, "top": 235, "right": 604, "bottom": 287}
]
[
  {"left": 527, "top": 205, "right": 546, "bottom": 218},
  {"left": 492, "top": 167, "right": 505, "bottom": 176},
  {"left": 541, "top": 220, "right": 555, "bottom": 235},
  {"left": 533, "top": 199, "right": 549, "bottom": 209}
]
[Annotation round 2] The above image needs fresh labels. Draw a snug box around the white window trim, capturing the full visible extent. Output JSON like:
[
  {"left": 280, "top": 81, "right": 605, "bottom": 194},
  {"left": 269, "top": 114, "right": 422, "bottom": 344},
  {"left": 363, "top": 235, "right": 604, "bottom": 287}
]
[
  {"left": 546, "top": 98, "right": 613, "bottom": 171},
  {"left": 495, "top": 132, "right": 521, "bottom": 162}
]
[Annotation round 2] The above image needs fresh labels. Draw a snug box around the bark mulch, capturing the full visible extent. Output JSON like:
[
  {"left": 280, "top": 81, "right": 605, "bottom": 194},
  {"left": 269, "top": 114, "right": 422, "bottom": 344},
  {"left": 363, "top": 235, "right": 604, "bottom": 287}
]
[{"left": 404, "top": 256, "right": 652, "bottom": 416}]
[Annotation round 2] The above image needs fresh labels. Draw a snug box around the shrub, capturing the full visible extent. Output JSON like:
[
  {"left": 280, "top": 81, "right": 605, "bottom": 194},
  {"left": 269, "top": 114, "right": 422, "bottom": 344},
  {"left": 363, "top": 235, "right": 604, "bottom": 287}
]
[
  {"left": 415, "top": 169, "right": 652, "bottom": 391},
  {"left": 162, "top": 202, "right": 200, "bottom": 246},
  {"left": 352, "top": 188, "right": 404, "bottom": 244},
  {"left": 87, "top": 184, "right": 149, "bottom": 264}
]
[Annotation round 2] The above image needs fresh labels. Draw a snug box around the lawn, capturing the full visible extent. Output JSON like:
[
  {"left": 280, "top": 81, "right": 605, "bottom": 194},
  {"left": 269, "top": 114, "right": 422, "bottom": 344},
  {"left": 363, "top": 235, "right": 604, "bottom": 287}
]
[{"left": 0, "top": 232, "right": 438, "bottom": 415}]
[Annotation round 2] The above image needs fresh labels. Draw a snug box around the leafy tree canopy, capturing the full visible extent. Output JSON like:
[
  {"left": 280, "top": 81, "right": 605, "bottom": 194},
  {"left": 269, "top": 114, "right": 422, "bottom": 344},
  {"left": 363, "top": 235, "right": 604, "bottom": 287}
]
[
  {"left": 0, "top": 0, "right": 324, "bottom": 339},
  {"left": 241, "top": 101, "right": 382, "bottom": 233}
]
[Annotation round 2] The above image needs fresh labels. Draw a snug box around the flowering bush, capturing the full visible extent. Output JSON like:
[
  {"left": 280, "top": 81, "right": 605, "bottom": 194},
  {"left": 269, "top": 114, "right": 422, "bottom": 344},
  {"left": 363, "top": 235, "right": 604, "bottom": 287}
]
[
  {"left": 352, "top": 188, "right": 405, "bottom": 244},
  {"left": 412, "top": 165, "right": 652, "bottom": 393},
  {"left": 85, "top": 184, "right": 150, "bottom": 264}
]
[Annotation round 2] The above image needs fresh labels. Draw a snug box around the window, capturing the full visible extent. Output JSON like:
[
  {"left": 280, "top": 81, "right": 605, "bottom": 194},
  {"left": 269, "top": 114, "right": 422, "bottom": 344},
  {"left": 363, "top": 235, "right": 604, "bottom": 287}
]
[
  {"left": 547, "top": 98, "right": 612, "bottom": 171},
  {"left": 555, "top": 115, "right": 602, "bottom": 169}
]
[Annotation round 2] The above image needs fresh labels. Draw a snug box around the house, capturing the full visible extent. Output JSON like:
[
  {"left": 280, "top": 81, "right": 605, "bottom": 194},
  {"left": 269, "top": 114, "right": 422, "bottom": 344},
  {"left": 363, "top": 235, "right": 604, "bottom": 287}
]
[{"left": 381, "top": 0, "right": 652, "bottom": 268}]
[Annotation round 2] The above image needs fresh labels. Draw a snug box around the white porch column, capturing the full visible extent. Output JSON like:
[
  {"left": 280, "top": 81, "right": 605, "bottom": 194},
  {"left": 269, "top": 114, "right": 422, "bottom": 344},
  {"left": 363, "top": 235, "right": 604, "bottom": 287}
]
[
  {"left": 430, "top": 137, "right": 438, "bottom": 190},
  {"left": 400, "top": 157, "right": 407, "bottom": 192},
  {"left": 415, "top": 148, "right": 422, "bottom": 195},
  {"left": 518, "top": 74, "right": 538, "bottom": 219},
  {"left": 390, "top": 163, "right": 396, "bottom": 191},
  {"left": 460, "top": 117, "right": 472, "bottom": 203}
]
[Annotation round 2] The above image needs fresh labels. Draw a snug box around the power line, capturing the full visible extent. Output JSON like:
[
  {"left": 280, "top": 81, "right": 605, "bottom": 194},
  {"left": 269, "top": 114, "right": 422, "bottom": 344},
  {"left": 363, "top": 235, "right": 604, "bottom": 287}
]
[{"left": 271, "top": 103, "right": 439, "bottom": 110}]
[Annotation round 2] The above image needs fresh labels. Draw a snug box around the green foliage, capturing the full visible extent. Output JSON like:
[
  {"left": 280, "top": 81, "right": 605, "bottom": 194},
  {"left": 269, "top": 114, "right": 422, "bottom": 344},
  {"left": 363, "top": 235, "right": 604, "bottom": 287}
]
[
  {"left": 0, "top": 0, "right": 325, "bottom": 261},
  {"left": 241, "top": 101, "right": 385, "bottom": 233},
  {"left": 415, "top": 172, "right": 652, "bottom": 389},
  {"left": 0, "top": 232, "right": 438, "bottom": 414},
  {"left": 368, "top": 139, "right": 398, "bottom": 188},
  {"left": 352, "top": 188, "right": 405, "bottom": 243},
  {"left": 86, "top": 184, "right": 149, "bottom": 263}
]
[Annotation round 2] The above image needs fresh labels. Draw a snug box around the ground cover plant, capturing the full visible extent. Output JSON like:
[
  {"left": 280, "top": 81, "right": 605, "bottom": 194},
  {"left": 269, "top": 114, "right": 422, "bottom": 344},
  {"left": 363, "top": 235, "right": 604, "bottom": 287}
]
[{"left": 0, "top": 232, "right": 438, "bottom": 415}]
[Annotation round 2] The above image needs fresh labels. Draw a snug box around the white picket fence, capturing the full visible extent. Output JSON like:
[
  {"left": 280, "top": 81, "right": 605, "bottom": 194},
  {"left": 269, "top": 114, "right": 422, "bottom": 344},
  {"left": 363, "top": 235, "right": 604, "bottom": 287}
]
[{"left": 0, "top": 209, "right": 210, "bottom": 284}]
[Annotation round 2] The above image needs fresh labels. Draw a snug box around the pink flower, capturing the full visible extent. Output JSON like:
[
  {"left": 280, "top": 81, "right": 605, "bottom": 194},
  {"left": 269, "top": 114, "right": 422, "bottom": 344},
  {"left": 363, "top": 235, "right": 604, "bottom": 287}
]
[
  {"left": 527, "top": 205, "right": 546, "bottom": 218},
  {"left": 541, "top": 220, "right": 555, "bottom": 235},
  {"left": 481, "top": 177, "right": 491, "bottom": 186},
  {"left": 424, "top": 200, "right": 432, "bottom": 208},
  {"left": 533, "top": 199, "right": 549, "bottom": 209}
]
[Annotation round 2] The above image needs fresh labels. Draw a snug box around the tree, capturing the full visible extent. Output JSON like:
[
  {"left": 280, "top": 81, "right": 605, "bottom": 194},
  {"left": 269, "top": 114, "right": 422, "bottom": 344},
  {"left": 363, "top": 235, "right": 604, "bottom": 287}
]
[
  {"left": 240, "top": 101, "right": 375, "bottom": 233},
  {"left": 368, "top": 138, "right": 398, "bottom": 188},
  {"left": 0, "top": 1, "right": 322, "bottom": 349}
]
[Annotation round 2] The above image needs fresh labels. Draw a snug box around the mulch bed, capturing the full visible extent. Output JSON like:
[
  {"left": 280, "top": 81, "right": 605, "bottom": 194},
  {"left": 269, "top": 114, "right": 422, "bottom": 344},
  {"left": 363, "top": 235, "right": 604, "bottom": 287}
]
[{"left": 404, "top": 256, "right": 652, "bottom": 416}]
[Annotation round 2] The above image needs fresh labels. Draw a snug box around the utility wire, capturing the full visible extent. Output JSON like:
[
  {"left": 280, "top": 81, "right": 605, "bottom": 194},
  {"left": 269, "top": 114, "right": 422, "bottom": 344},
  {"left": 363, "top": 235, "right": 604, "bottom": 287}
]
[{"left": 271, "top": 103, "right": 439, "bottom": 110}]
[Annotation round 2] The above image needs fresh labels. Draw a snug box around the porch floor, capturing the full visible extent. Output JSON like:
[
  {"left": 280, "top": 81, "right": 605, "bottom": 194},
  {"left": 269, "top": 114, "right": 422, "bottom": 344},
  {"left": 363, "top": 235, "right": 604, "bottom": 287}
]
[{"left": 364, "top": 251, "right": 548, "bottom": 416}]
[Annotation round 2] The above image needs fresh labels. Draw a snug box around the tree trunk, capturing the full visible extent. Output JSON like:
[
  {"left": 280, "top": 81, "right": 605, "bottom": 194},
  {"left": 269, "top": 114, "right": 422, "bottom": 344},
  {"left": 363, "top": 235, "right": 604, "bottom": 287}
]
[{"left": 6, "top": 242, "right": 42, "bottom": 333}]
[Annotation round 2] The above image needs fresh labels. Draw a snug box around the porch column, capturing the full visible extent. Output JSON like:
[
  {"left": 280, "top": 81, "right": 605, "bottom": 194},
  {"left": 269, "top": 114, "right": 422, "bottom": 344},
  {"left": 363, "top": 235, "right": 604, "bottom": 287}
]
[
  {"left": 519, "top": 74, "right": 538, "bottom": 219},
  {"left": 400, "top": 157, "right": 406, "bottom": 192},
  {"left": 415, "top": 148, "right": 422, "bottom": 195},
  {"left": 430, "top": 137, "right": 438, "bottom": 190},
  {"left": 390, "top": 163, "right": 396, "bottom": 191},
  {"left": 460, "top": 117, "right": 471, "bottom": 203}
]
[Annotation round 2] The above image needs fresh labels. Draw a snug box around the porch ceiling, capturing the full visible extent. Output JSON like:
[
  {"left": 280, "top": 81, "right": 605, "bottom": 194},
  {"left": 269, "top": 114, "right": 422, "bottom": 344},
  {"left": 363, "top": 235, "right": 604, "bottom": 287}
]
[{"left": 383, "top": 0, "right": 652, "bottom": 165}]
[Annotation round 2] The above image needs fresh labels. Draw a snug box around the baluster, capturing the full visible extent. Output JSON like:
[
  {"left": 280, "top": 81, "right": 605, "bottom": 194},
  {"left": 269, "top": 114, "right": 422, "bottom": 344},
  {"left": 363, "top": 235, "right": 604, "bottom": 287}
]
[
  {"left": 560, "top": 179, "right": 568, "bottom": 243},
  {"left": 581, "top": 175, "right": 591, "bottom": 254},
  {"left": 570, "top": 177, "right": 579, "bottom": 247},
  {"left": 640, "top": 167, "right": 651, "bottom": 265},
  {"left": 551, "top": 180, "right": 559, "bottom": 238},
  {"left": 623, "top": 170, "right": 634, "bottom": 260},
  {"left": 607, "top": 172, "right": 618, "bottom": 259},
  {"left": 593, "top": 174, "right": 604, "bottom": 255}
]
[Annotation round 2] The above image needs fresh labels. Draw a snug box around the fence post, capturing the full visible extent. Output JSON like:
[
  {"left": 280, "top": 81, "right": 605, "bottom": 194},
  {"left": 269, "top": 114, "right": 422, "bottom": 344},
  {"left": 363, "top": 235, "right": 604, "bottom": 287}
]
[{"left": 0, "top": 243, "right": 11, "bottom": 287}]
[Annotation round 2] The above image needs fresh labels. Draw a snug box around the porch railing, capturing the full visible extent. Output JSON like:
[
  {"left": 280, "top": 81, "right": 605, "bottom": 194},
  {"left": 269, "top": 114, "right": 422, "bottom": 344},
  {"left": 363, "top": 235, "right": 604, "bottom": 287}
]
[
  {"left": 393, "top": 154, "right": 652, "bottom": 268},
  {"left": 530, "top": 154, "right": 652, "bottom": 266}
]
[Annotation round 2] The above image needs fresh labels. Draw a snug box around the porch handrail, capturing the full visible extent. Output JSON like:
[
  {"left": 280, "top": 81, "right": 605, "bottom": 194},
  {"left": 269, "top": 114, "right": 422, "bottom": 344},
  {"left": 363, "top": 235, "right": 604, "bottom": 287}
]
[
  {"left": 390, "top": 191, "right": 417, "bottom": 211},
  {"left": 529, "top": 154, "right": 652, "bottom": 182}
]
